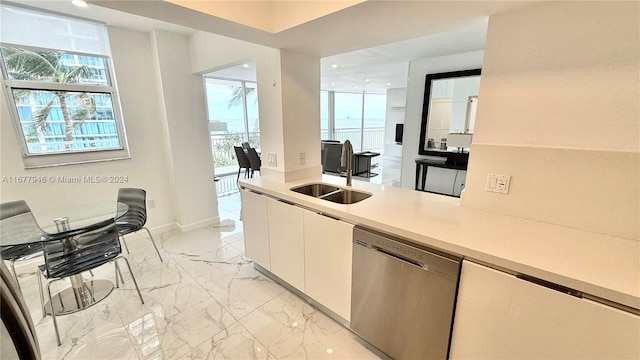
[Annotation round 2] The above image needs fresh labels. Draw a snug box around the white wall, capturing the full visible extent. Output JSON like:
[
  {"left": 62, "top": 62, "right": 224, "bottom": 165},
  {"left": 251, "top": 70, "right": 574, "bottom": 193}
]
[
  {"left": 462, "top": 1, "right": 639, "bottom": 240},
  {"left": 0, "top": 27, "right": 175, "bottom": 231},
  {"left": 279, "top": 49, "right": 322, "bottom": 181},
  {"left": 190, "top": 31, "right": 322, "bottom": 182},
  {"left": 150, "top": 30, "right": 219, "bottom": 230},
  {"left": 383, "top": 88, "right": 406, "bottom": 159},
  {"left": 400, "top": 51, "right": 484, "bottom": 189}
]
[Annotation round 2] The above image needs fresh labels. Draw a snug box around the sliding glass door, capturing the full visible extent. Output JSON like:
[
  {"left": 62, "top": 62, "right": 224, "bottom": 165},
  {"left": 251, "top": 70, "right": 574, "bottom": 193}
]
[{"left": 205, "top": 77, "right": 259, "bottom": 175}]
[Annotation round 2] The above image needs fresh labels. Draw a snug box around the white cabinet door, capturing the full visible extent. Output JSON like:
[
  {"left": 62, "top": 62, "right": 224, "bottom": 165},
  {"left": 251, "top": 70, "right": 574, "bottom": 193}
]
[
  {"left": 303, "top": 210, "right": 354, "bottom": 322},
  {"left": 267, "top": 198, "right": 305, "bottom": 291},
  {"left": 240, "top": 189, "right": 270, "bottom": 270},
  {"left": 450, "top": 261, "right": 640, "bottom": 359}
]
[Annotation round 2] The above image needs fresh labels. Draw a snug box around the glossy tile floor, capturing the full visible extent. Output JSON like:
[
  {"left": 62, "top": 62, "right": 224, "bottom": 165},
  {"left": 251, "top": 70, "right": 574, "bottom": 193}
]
[{"left": 14, "top": 190, "right": 383, "bottom": 359}]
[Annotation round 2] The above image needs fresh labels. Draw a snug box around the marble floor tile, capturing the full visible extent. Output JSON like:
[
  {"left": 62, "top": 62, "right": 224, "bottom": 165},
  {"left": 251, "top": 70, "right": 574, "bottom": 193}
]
[
  {"left": 183, "top": 322, "right": 275, "bottom": 360},
  {"left": 240, "top": 292, "right": 380, "bottom": 360},
  {"left": 217, "top": 193, "right": 242, "bottom": 215},
  {"left": 34, "top": 285, "right": 142, "bottom": 359},
  {"left": 125, "top": 298, "right": 236, "bottom": 359},
  {"left": 41, "top": 320, "right": 141, "bottom": 360},
  {"left": 10, "top": 189, "right": 385, "bottom": 360},
  {"left": 177, "top": 246, "right": 285, "bottom": 319},
  {"left": 160, "top": 228, "right": 227, "bottom": 263}
]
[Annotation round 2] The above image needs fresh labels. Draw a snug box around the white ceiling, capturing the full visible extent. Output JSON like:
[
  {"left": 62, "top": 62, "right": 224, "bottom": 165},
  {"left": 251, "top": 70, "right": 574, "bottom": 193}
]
[
  {"left": 207, "top": 20, "right": 487, "bottom": 93},
  {"left": 10, "top": 1, "right": 532, "bottom": 93},
  {"left": 320, "top": 20, "right": 488, "bottom": 93}
]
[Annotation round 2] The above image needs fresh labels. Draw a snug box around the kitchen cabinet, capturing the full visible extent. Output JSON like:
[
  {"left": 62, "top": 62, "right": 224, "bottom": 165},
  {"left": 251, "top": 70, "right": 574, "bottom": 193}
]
[
  {"left": 240, "top": 189, "right": 270, "bottom": 270},
  {"left": 303, "top": 210, "right": 354, "bottom": 321},
  {"left": 267, "top": 198, "right": 304, "bottom": 290},
  {"left": 240, "top": 188, "right": 354, "bottom": 322},
  {"left": 450, "top": 261, "right": 640, "bottom": 359}
]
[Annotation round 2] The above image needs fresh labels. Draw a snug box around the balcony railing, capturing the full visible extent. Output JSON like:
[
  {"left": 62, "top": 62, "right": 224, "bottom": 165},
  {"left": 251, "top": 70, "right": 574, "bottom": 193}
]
[
  {"left": 210, "top": 131, "right": 260, "bottom": 171},
  {"left": 321, "top": 127, "right": 385, "bottom": 152},
  {"left": 212, "top": 127, "right": 385, "bottom": 175}
]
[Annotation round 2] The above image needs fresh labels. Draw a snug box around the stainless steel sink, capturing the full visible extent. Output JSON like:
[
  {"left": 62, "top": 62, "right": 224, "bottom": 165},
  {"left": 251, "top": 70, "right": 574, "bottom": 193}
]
[
  {"left": 321, "top": 189, "right": 371, "bottom": 204},
  {"left": 290, "top": 183, "right": 371, "bottom": 204},
  {"left": 290, "top": 183, "right": 340, "bottom": 197}
]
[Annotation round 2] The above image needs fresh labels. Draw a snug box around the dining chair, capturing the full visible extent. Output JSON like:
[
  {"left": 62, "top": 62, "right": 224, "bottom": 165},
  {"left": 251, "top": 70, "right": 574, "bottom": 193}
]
[
  {"left": 0, "top": 200, "right": 44, "bottom": 290},
  {"left": 37, "top": 220, "right": 144, "bottom": 345},
  {"left": 234, "top": 146, "right": 251, "bottom": 181},
  {"left": 246, "top": 147, "right": 261, "bottom": 178},
  {"left": 115, "top": 188, "right": 163, "bottom": 261},
  {"left": 241, "top": 142, "right": 251, "bottom": 150}
]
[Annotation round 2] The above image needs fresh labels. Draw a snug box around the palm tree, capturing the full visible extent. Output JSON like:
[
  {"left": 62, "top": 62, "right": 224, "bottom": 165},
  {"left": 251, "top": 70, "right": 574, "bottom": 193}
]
[
  {"left": 2, "top": 47, "right": 96, "bottom": 149},
  {"left": 227, "top": 85, "right": 256, "bottom": 109}
]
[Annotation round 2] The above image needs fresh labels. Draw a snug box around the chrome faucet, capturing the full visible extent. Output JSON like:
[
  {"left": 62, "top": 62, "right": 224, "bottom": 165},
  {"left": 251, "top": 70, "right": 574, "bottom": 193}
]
[{"left": 341, "top": 140, "right": 353, "bottom": 186}]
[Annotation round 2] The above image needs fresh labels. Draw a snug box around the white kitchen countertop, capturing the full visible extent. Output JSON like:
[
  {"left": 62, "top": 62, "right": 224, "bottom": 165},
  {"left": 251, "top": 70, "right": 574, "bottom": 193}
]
[{"left": 240, "top": 175, "right": 640, "bottom": 311}]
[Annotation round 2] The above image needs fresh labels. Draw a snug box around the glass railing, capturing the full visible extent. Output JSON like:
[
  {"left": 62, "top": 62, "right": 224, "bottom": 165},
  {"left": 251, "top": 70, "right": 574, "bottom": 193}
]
[
  {"left": 213, "top": 127, "right": 385, "bottom": 176},
  {"left": 320, "top": 127, "right": 385, "bottom": 152},
  {"left": 211, "top": 132, "right": 260, "bottom": 175}
]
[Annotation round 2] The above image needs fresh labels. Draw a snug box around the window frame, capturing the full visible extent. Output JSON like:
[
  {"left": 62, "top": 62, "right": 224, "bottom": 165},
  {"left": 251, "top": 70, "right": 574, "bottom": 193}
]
[{"left": 0, "top": 42, "right": 129, "bottom": 168}]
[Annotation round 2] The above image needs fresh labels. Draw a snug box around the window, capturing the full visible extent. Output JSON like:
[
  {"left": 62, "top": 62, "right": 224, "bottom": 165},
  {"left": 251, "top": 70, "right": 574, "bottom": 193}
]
[
  {"left": 326, "top": 91, "right": 386, "bottom": 152},
  {"left": 320, "top": 90, "right": 329, "bottom": 139},
  {"left": 334, "top": 92, "right": 364, "bottom": 149},
  {"left": 0, "top": 4, "right": 128, "bottom": 168}
]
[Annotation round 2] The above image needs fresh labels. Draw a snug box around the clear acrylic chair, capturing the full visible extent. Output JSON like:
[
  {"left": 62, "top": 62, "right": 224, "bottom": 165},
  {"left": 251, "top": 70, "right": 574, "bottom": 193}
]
[
  {"left": 37, "top": 220, "right": 144, "bottom": 345},
  {"left": 115, "top": 188, "right": 163, "bottom": 261},
  {"left": 0, "top": 200, "right": 44, "bottom": 290}
]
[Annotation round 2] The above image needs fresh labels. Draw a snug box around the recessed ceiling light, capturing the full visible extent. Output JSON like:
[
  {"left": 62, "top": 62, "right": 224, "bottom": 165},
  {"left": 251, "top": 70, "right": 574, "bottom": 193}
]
[
  {"left": 365, "top": 78, "right": 371, "bottom": 82},
  {"left": 72, "top": 0, "right": 88, "bottom": 7},
  {"left": 353, "top": 86, "right": 358, "bottom": 89},
  {"left": 386, "top": 83, "right": 392, "bottom": 86},
  {"left": 330, "top": 83, "right": 335, "bottom": 86},
  {"left": 242, "top": 63, "right": 249, "bottom": 68},
  {"left": 331, "top": 64, "right": 338, "bottom": 68}
]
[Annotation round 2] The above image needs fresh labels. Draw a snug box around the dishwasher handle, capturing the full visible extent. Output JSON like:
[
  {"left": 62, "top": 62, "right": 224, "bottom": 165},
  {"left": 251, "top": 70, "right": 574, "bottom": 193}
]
[
  {"left": 353, "top": 226, "right": 462, "bottom": 281},
  {"left": 375, "top": 247, "right": 425, "bottom": 269}
]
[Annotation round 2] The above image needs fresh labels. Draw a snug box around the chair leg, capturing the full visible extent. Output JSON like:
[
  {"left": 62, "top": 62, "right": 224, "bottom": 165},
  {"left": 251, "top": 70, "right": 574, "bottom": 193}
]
[
  {"left": 36, "top": 269, "right": 45, "bottom": 318},
  {"left": 46, "top": 282, "right": 61, "bottom": 346},
  {"left": 115, "top": 257, "right": 144, "bottom": 305},
  {"left": 9, "top": 260, "right": 21, "bottom": 291},
  {"left": 143, "top": 227, "right": 163, "bottom": 262},
  {"left": 114, "top": 261, "right": 123, "bottom": 288},
  {"left": 119, "top": 236, "right": 130, "bottom": 255}
]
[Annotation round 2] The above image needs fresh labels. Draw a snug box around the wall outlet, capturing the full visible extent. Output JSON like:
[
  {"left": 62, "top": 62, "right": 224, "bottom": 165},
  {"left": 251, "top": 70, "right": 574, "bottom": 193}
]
[
  {"left": 268, "top": 153, "right": 277, "bottom": 166},
  {"left": 148, "top": 199, "right": 156, "bottom": 208},
  {"left": 485, "top": 173, "right": 511, "bottom": 194},
  {"left": 299, "top": 152, "right": 306, "bottom": 165}
]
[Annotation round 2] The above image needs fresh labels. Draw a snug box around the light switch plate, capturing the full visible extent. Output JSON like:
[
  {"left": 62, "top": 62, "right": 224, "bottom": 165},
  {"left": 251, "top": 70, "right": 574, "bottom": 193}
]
[
  {"left": 485, "top": 173, "right": 511, "bottom": 194},
  {"left": 268, "top": 153, "right": 277, "bottom": 167}
]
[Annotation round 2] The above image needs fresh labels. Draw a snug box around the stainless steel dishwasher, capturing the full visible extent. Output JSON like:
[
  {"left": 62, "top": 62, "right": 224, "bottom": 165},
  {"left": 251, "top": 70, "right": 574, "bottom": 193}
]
[{"left": 351, "top": 226, "right": 462, "bottom": 359}]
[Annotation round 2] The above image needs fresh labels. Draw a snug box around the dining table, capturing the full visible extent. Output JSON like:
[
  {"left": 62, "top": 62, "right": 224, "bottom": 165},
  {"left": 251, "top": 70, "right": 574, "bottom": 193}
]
[{"left": 0, "top": 201, "right": 128, "bottom": 316}]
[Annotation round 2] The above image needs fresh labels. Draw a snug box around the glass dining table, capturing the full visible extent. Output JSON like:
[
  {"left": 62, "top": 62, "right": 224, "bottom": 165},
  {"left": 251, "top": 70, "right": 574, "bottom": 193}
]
[{"left": 0, "top": 201, "right": 128, "bottom": 316}]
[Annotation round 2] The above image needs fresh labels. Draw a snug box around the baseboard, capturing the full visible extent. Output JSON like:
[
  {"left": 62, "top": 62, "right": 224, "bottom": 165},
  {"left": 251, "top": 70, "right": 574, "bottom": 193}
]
[
  {"left": 177, "top": 216, "right": 220, "bottom": 233},
  {"left": 112, "top": 218, "right": 220, "bottom": 242}
]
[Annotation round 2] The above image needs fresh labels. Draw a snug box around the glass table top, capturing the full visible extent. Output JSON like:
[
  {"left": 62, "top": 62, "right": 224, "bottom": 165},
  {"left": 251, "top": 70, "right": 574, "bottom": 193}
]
[{"left": 0, "top": 201, "right": 128, "bottom": 247}]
